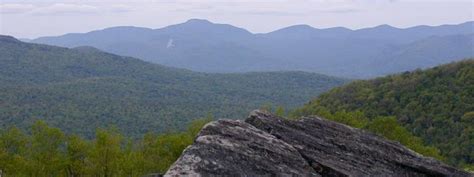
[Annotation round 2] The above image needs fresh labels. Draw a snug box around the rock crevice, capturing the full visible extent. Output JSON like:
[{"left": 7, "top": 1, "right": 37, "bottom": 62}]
[{"left": 165, "top": 110, "right": 471, "bottom": 176}]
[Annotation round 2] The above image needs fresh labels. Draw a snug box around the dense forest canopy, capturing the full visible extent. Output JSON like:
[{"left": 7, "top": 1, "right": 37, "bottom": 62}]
[
  {"left": 0, "top": 118, "right": 211, "bottom": 176},
  {"left": 292, "top": 59, "right": 474, "bottom": 168},
  {"left": 0, "top": 35, "right": 346, "bottom": 137}
]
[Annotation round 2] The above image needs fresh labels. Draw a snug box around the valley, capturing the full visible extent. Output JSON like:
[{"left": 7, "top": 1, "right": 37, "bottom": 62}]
[{"left": 0, "top": 35, "right": 345, "bottom": 137}]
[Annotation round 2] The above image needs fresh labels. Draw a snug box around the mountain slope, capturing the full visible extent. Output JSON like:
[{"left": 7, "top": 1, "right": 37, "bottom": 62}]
[
  {"left": 32, "top": 20, "right": 474, "bottom": 78},
  {"left": 365, "top": 34, "right": 474, "bottom": 77},
  {"left": 0, "top": 35, "right": 346, "bottom": 137},
  {"left": 292, "top": 59, "right": 474, "bottom": 166}
]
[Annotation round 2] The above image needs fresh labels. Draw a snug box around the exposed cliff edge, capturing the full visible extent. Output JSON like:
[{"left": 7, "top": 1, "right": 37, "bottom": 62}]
[{"left": 165, "top": 110, "right": 471, "bottom": 176}]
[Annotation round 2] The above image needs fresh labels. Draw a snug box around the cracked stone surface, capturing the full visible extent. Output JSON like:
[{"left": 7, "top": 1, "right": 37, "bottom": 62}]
[
  {"left": 165, "top": 110, "right": 471, "bottom": 177},
  {"left": 165, "top": 119, "right": 319, "bottom": 176}
]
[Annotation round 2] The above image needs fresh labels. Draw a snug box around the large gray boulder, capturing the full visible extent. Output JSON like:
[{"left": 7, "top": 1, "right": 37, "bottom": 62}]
[
  {"left": 165, "top": 110, "right": 471, "bottom": 176},
  {"left": 165, "top": 119, "right": 319, "bottom": 176}
]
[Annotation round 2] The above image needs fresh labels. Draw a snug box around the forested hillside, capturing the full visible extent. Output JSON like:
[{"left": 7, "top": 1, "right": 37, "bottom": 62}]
[
  {"left": 292, "top": 60, "right": 474, "bottom": 168},
  {"left": 0, "top": 35, "right": 345, "bottom": 137}
]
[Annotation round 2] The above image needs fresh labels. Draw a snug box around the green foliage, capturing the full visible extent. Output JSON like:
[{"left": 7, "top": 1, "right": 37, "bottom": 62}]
[
  {"left": 89, "top": 128, "right": 123, "bottom": 176},
  {"left": 290, "top": 106, "right": 369, "bottom": 129},
  {"left": 29, "top": 121, "right": 66, "bottom": 176},
  {"left": 461, "top": 112, "right": 474, "bottom": 124},
  {"left": 365, "top": 116, "right": 443, "bottom": 160},
  {"left": 0, "top": 127, "right": 28, "bottom": 176},
  {"left": 464, "top": 164, "right": 474, "bottom": 173},
  {"left": 293, "top": 59, "right": 474, "bottom": 167},
  {"left": 275, "top": 106, "right": 286, "bottom": 117},
  {"left": 0, "top": 39, "right": 345, "bottom": 138},
  {"left": 0, "top": 118, "right": 211, "bottom": 176},
  {"left": 65, "top": 135, "right": 89, "bottom": 176}
]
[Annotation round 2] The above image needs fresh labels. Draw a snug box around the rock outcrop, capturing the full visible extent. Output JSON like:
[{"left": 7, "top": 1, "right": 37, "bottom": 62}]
[
  {"left": 165, "top": 119, "right": 319, "bottom": 176},
  {"left": 165, "top": 110, "right": 471, "bottom": 176}
]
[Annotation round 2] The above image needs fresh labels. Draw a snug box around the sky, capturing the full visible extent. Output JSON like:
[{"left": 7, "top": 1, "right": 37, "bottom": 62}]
[{"left": 0, "top": 0, "right": 473, "bottom": 39}]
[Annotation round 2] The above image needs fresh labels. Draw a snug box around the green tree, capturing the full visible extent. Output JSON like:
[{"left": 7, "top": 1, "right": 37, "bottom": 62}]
[
  {"left": 366, "top": 116, "right": 443, "bottom": 160},
  {"left": 89, "top": 128, "right": 123, "bottom": 177},
  {"left": 29, "top": 120, "right": 66, "bottom": 176},
  {"left": 461, "top": 112, "right": 474, "bottom": 124},
  {"left": 119, "top": 139, "right": 146, "bottom": 177},
  {"left": 65, "top": 135, "right": 90, "bottom": 176},
  {"left": 141, "top": 117, "right": 212, "bottom": 173},
  {"left": 187, "top": 115, "right": 213, "bottom": 137},
  {"left": 275, "top": 106, "right": 285, "bottom": 117},
  {"left": 0, "top": 127, "right": 28, "bottom": 176}
]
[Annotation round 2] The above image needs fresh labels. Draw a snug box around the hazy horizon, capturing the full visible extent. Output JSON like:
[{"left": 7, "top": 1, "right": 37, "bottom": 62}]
[
  {"left": 1, "top": 0, "right": 473, "bottom": 39},
  {"left": 8, "top": 19, "right": 474, "bottom": 40}
]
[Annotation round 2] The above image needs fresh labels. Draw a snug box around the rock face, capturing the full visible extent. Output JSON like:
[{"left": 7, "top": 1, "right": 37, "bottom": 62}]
[
  {"left": 165, "top": 110, "right": 471, "bottom": 177},
  {"left": 165, "top": 119, "right": 319, "bottom": 176}
]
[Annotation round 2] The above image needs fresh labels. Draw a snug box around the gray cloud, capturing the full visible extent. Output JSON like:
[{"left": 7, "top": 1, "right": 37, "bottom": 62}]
[
  {"left": 0, "top": 3, "right": 135, "bottom": 15},
  {"left": 107, "top": 4, "right": 135, "bottom": 13},
  {"left": 240, "top": 10, "right": 304, "bottom": 16},
  {"left": 0, "top": 3, "right": 34, "bottom": 14},
  {"left": 319, "top": 8, "right": 361, "bottom": 13},
  {"left": 32, "top": 3, "right": 100, "bottom": 15}
]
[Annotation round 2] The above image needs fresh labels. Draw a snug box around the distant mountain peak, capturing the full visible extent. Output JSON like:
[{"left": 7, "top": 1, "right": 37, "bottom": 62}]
[
  {"left": 104, "top": 26, "right": 150, "bottom": 30},
  {"left": 96, "top": 26, "right": 153, "bottom": 34},
  {"left": 185, "top": 18, "right": 213, "bottom": 24},
  {"left": 372, "top": 24, "right": 399, "bottom": 30},
  {"left": 291, "top": 24, "right": 314, "bottom": 28},
  {"left": 282, "top": 24, "right": 316, "bottom": 31},
  {"left": 322, "top": 27, "right": 352, "bottom": 32},
  {"left": 161, "top": 18, "right": 252, "bottom": 36},
  {"left": 268, "top": 24, "right": 317, "bottom": 35},
  {"left": 0, "top": 35, "right": 21, "bottom": 43},
  {"left": 266, "top": 24, "right": 356, "bottom": 38},
  {"left": 165, "top": 19, "right": 221, "bottom": 29},
  {"left": 354, "top": 24, "right": 400, "bottom": 34},
  {"left": 460, "top": 21, "right": 474, "bottom": 25}
]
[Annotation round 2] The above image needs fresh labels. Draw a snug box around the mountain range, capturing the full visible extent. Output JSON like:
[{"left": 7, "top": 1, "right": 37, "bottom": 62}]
[
  {"left": 32, "top": 19, "right": 474, "bottom": 78},
  {"left": 0, "top": 35, "right": 345, "bottom": 137}
]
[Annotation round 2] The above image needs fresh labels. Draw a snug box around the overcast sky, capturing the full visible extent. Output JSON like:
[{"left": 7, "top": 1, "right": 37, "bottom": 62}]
[{"left": 1, "top": 0, "right": 473, "bottom": 39}]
